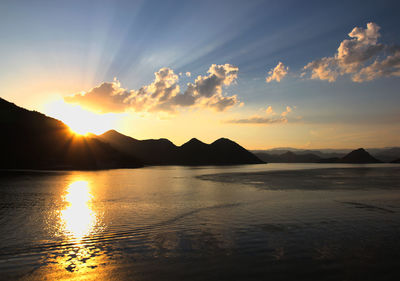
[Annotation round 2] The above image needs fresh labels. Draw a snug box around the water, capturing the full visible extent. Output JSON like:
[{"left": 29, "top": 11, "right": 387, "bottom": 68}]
[{"left": 1, "top": 164, "right": 400, "bottom": 280}]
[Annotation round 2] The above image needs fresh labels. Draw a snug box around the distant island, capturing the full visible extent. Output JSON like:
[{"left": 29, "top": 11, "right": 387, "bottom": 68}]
[
  {"left": 0, "top": 97, "right": 263, "bottom": 170},
  {"left": 253, "top": 147, "right": 400, "bottom": 164}
]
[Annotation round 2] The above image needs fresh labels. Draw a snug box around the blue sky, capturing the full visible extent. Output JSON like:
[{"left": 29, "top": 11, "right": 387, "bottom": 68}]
[{"left": 1, "top": 0, "right": 400, "bottom": 148}]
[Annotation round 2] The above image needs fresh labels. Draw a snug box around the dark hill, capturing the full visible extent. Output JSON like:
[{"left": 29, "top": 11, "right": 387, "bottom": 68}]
[
  {"left": 0, "top": 98, "right": 142, "bottom": 169},
  {"left": 98, "top": 130, "right": 179, "bottom": 165},
  {"left": 208, "top": 138, "right": 264, "bottom": 165},
  {"left": 99, "top": 131, "right": 264, "bottom": 165},
  {"left": 339, "top": 148, "right": 381, "bottom": 164},
  {"left": 178, "top": 138, "right": 210, "bottom": 165}
]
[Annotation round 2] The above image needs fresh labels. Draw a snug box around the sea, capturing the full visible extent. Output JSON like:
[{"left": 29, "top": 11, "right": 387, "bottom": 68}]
[{"left": 1, "top": 163, "right": 400, "bottom": 280}]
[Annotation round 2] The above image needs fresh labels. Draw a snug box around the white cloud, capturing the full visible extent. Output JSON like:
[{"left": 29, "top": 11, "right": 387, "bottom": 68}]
[
  {"left": 266, "top": 62, "right": 289, "bottom": 83},
  {"left": 65, "top": 64, "right": 240, "bottom": 113},
  {"left": 302, "top": 22, "right": 398, "bottom": 82}
]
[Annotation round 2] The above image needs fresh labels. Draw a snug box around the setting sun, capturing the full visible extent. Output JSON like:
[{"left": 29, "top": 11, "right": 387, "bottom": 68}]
[{"left": 44, "top": 100, "right": 122, "bottom": 135}]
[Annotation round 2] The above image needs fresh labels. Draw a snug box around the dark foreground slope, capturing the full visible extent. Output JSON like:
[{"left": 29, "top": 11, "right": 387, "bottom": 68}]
[
  {"left": 0, "top": 98, "right": 142, "bottom": 169},
  {"left": 99, "top": 130, "right": 264, "bottom": 165}
]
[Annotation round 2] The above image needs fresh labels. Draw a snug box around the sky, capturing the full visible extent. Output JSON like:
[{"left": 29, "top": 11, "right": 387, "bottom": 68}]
[{"left": 1, "top": 0, "right": 400, "bottom": 149}]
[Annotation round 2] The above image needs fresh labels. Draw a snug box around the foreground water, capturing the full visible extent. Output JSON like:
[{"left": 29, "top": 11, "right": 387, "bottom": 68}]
[{"left": 1, "top": 163, "right": 400, "bottom": 280}]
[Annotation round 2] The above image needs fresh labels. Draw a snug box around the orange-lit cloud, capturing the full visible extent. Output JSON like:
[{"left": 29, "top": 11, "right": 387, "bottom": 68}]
[
  {"left": 64, "top": 79, "right": 130, "bottom": 113},
  {"left": 303, "top": 57, "right": 338, "bottom": 82},
  {"left": 225, "top": 105, "right": 296, "bottom": 124},
  {"left": 65, "top": 64, "right": 240, "bottom": 113},
  {"left": 266, "top": 62, "right": 288, "bottom": 83},
  {"left": 265, "top": 106, "right": 275, "bottom": 115},
  {"left": 281, "top": 106, "right": 292, "bottom": 117},
  {"left": 302, "top": 22, "right": 400, "bottom": 82}
]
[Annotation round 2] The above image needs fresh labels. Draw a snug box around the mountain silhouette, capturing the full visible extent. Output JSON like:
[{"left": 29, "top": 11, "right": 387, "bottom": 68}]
[
  {"left": 0, "top": 98, "right": 142, "bottom": 169},
  {"left": 254, "top": 148, "right": 383, "bottom": 164},
  {"left": 0, "top": 97, "right": 262, "bottom": 169},
  {"left": 99, "top": 130, "right": 264, "bottom": 165},
  {"left": 98, "top": 129, "right": 179, "bottom": 165},
  {"left": 255, "top": 151, "right": 323, "bottom": 163},
  {"left": 373, "top": 147, "right": 400, "bottom": 162},
  {"left": 339, "top": 148, "right": 381, "bottom": 163}
]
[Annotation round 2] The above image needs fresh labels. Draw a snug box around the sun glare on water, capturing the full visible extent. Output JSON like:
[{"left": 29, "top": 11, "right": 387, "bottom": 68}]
[
  {"left": 60, "top": 180, "right": 96, "bottom": 239},
  {"left": 44, "top": 100, "right": 121, "bottom": 136}
]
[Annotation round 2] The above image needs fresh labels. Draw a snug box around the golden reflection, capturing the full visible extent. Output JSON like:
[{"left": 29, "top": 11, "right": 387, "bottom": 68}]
[
  {"left": 47, "top": 180, "right": 108, "bottom": 278},
  {"left": 60, "top": 180, "right": 96, "bottom": 239}
]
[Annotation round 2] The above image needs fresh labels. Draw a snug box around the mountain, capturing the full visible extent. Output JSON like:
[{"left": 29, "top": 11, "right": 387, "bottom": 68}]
[
  {"left": 98, "top": 130, "right": 179, "bottom": 165},
  {"left": 0, "top": 97, "right": 263, "bottom": 169},
  {"left": 373, "top": 148, "right": 400, "bottom": 163},
  {"left": 208, "top": 138, "right": 263, "bottom": 165},
  {"left": 253, "top": 147, "right": 400, "bottom": 163},
  {"left": 339, "top": 148, "right": 381, "bottom": 164},
  {"left": 254, "top": 148, "right": 383, "bottom": 164},
  {"left": 255, "top": 151, "right": 322, "bottom": 163},
  {"left": 99, "top": 131, "right": 264, "bottom": 165},
  {"left": 0, "top": 98, "right": 143, "bottom": 169},
  {"left": 252, "top": 149, "right": 347, "bottom": 158}
]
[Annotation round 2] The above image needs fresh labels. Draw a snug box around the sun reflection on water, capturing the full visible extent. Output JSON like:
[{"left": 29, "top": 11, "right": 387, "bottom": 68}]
[
  {"left": 51, "top": 180, "right": 107, "bottom": 277},
  {"left": 60, "top": 180, "right": 96, "bottom": 239}
]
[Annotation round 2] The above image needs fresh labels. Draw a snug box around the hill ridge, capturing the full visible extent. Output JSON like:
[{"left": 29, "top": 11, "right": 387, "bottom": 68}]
[{"left": 99, "top": 130, "right": 263, "bottom": 165}]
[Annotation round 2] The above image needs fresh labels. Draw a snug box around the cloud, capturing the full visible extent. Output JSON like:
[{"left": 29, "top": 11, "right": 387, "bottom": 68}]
[
  {"left": 191, "top": 64, "right": 238, "bottom": 98},
  {"left": 265, "top": 106, "right": 275, "bottom": 115},
  {"left": 302, "top": 22, "right": 398, "bottom": 82},
  {"left": 225, "top": 105, "right": 296, "bottom": 125},
  {"left": 266, "top": 62, "right": 289, "bottom": 83},
  {"left": 281, "top": 106, "right": 292, "bottom": 117},
  {"left": 65, "top": 64, "right": 240, "bottom": 113},
  {"left": 225, "top": 116, "right": 287, "bottom": 124},
  {"left": 352, "top": 48, "right": 400, "bottom": 82},
  {"left": 303, "top": 57, "right": 338, "bottom": 82},
  {"left": 205, "top": 93, "right": 239, "bottom": 112},
  {"left": 64, "top": 79, "right": 130, "bottom": 113},
  {"left": 337, "top": 22, "right": 383, "bottom": 73}
]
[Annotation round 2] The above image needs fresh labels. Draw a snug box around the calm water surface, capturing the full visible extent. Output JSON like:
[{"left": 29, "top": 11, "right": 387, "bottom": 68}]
[{"left": 1, "top": 164, "right": 400, "bottom": 280}]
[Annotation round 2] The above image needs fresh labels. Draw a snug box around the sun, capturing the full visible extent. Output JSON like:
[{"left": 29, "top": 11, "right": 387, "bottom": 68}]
[
  {"left": 68, "top": 126, "right": 91, "bottom": 137},
  {"left": 43, "top": 99, "right": 121, "bottom": 136}
]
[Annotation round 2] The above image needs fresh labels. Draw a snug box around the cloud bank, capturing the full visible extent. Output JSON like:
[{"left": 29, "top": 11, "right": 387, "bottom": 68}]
[
  {"left": 266, "top": 62, "right": 289, "bottom": 83},
  {"left": 302, "top": 22, "right": 400, "bottom": 82},
  {"left": 65, "top": 64, "right": 239, "bottom": 113},
  {"left": 225, "top": 106, "right": 295, "bottom": 125}
]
